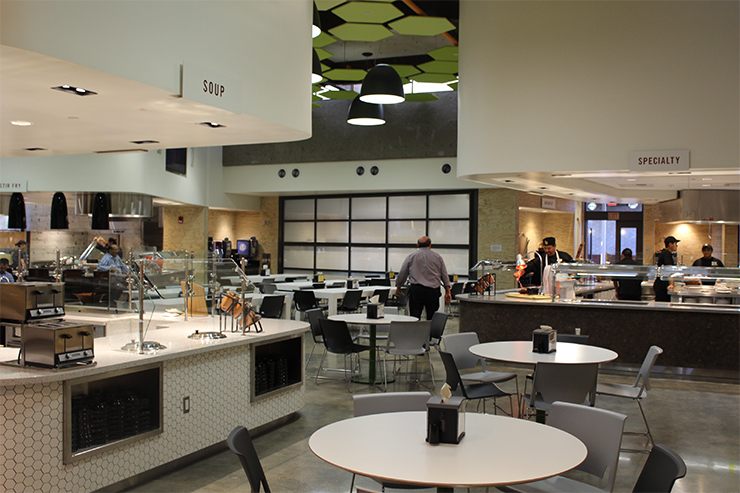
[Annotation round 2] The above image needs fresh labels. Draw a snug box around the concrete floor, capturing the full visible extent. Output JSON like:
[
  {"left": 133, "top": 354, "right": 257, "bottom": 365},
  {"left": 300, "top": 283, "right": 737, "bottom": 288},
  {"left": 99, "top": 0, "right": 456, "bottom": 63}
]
[{"left": 127, "top": 318, "right": 739, "bottom": 493}]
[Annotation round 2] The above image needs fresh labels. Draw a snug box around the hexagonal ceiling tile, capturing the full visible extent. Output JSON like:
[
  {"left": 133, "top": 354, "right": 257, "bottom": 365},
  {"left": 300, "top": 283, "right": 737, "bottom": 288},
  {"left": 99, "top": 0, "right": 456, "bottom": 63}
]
[
  {"left": 428, "top": 46, "right": 459, "bottom": 61},
  {"left": 313, "top": 32, "right": 337, "bottom": 49},
  {"left": 330, "top": 23, "right": 394, "bottom": 42},
  {"left": 316, "top": 0, "right": 345, "bottom": 11},
  {"left": 404, "top": 93, "right": 440, "bottom": 103},
  {"left": 418, "top": 60, "right": 458, "bottom": 74},
  {"left": 448, "top": 81, "right": 458, "bottom": 91},
  {"left": 409, "top": 73, "right": 457, "bottom": 84},
  {"left": 332, "top": 2, "right": 403, "bottom": 24},
  {"left": 322, "top": 68, "right": 367, "bottom": 82},
  {"left": 388, "top": 64, "right": 420, "bottom": 78},
  {"left": 389, "top": 16, "right": 455, "bottom": 36},
  {"left": 322, "top": 90, "right": 359, "bottom": 100},
  {"left": 315, "top": 48, "right": 334, "bottom": 60}
]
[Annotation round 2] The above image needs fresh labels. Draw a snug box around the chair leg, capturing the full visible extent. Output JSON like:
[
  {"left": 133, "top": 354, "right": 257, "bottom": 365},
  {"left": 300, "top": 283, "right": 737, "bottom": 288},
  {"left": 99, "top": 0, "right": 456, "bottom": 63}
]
[
  {"left": 621, "top": 399, "right": 654, "bottom": 453},
  {"left": 315, "top": 348, "right": 328, "bottom": 384},
  {"left": 305, "top": 342, "right": 317, "bottom": 370}
]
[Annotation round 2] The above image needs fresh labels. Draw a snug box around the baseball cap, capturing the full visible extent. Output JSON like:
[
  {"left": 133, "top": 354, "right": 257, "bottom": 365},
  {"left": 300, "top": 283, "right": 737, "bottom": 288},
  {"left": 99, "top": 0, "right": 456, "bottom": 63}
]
[
  {"left": 664, "top": 236, "right": 680, "bottom": 247},
  {"left": 702, "top": 244, "right": 713, "bottom": 252},
  {"left": 542, "top": 237, "right": 556, "bottom": 247},
  {"left": 14, "top": 240, "right": 27, "bottom": 246}
]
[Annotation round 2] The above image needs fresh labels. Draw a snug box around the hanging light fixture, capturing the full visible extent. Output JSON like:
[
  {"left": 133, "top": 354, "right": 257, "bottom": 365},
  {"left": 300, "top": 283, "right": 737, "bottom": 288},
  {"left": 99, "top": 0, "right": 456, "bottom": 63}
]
[
  {"left": 50, "top": 192, "right": 69, "bottom": 229},
  {"left": 7, "top": 193, "right": 26, "bottom": 231},
  {"left": 347, "top": 96, "right": 385, "bottom": 126},
  {"left": 312, "top": 49, "right": 323, "bottom": 84},
  {"left": 312, "top": 2, "right": 322, "bottom": 38},
  {"left": 91, "top": 192, "right": 110, "bottom": 230},
  {"left": 359, "top": 64, "right": 405, "bottom": 105}
]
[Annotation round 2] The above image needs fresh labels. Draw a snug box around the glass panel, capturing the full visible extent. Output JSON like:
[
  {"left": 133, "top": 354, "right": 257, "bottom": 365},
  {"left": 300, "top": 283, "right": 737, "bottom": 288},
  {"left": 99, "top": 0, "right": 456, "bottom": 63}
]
[
  {"left": 428, "top": 220, "right": 469, "bottom": 245},
  {"left": 283, "top": 222, "right": 314, "bottom": 243},
  {"left": 388, "top": 247, "right": 416, "bottom": 272},
  {"left": 284, "top": 245, "right": 314, "bottom": 269},
  {"left": 434, "top": 248, "right": 469, "bottom": 276},
  {"left": 619, "top": 227, "right": 637, "bottom": 258},
  {"left": 388, "top": 196, "right": 426, "bottom": 219},
  {"left": 352, "top": 197, "right": 386, "bottom": 219},
  {"left": 316, "top": 246, "right": 348, "bottom": 270},
  {"left": 284, "top": 199, "right": 314, "bottom": 220},
  {"left": 350, "top": 247, "right": 385, "bottom": 272},
  {"left": 351, "top": 221, "right": 386, "bottom": 243},
  {"left": 317, "top": 198, "right": 349, "bottom": 220},
  {"left": 316, "top": 222, "right": 349, "bottom": 243},
  {"left": 388, "top": 220, "right": 426, "bottom": 243},
  {"left": 429, "top": 194, "right": 469, "bottom": 218},
  {"left": 587, "top": 220, "right": 617, "bottom": 264}
]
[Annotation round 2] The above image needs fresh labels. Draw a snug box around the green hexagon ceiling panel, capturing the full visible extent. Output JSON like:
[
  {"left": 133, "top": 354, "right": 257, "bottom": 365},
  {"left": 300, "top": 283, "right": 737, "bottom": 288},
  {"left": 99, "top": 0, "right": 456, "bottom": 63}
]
[
  {"left": 332, "top": 2, "right": 403, "bottom": 24},
  {"left": 313, "top": 32, "right": 337, "bottom": 49},
  {"left": 388, "top": 64, "right": 420, "bottom": 78},
  {"left": 315, "top": 48, "right": 334, "bottom": 60},
  {"left": 428, "top": 46, "right": 459, "bottom": 61},
  {"left": 418, "top": 61, "right": 458, "bottom": 74},
  {"left": 316, "top": 0, "right": 345, "bottom": 11},
  {"left": 330, "top": 23, "right": 394, "bottom": 42},
  {"left": 389, "top": 16, "right": 455, "bottom": 36},
  {"left": 409, "top": 73, "right": 457, "bottom": 84},
  {"left": 322, "top": 68, "right": 367, "bottom": 82},
  {"left": 322, "top": 90, "right": 359, "bottom": 100}
]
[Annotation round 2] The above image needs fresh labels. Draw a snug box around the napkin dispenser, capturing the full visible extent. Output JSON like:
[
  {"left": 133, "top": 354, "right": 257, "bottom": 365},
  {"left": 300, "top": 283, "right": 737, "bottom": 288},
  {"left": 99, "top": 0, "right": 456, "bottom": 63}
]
[
  {"left": 533, "top": 325, "right": 557, "bottom": 353},
  {"left": 366, "top": 303, "right": 384, "bottom": 319},
  {"left": 426, "top": 395, "right": 465, "bottom": 445}
]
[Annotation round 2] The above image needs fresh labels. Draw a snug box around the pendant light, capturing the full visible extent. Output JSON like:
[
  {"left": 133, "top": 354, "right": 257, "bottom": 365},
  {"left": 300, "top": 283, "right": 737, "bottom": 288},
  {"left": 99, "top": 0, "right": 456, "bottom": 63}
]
[
  {"left": 50, "top": 192, "right": 69, "bottom": 229},
  {"left": 347, "top": 96, "right": 385, "bottom": 126},
  {"left": 7, "top": 193, "right": 26, "bottom": 231},
  {"left": 312, "top": 2, "right": 322, "bottom": 38},
  {"left": 312, "top": 49, "right": 323, "bottom": 84},
  {"left": 91, "top": 192, "right": 110, "bottom": 230},
  {"left": 359, "top": 64, "right": 405, "bottom": 105}
]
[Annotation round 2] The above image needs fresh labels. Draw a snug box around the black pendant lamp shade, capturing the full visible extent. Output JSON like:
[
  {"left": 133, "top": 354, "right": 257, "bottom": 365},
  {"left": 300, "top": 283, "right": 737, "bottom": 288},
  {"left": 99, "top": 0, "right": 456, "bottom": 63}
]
[
  {"left": 312, "top": 49, "right": 323, "bottom": 84},
  {"left": 312, "top": 2, "right": 321, "bottom": 38},
  {"left": 7, "top": 193, "right": 26, "bottom": 231},
  {"left": 347, "top": 96, "right": 385, "bottom": 126},
  {"left": 50, "top": 192, "right": 69, "bottom": 229},
  {"left": 359, "top": 64, "right": 405, "bottom": 105},
  {"left": 91, "top": 192, "right": 110, "bottom": 230}
]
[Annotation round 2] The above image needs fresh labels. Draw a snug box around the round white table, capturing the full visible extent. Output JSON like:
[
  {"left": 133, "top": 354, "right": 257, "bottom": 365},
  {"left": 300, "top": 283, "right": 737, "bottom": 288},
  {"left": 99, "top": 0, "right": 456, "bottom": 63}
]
[
  {"left": 309, "top": 411, "right": 587, "bottom": 488},
  {"left": 469, "top": 341, "right": 618, "bottom": 365},
  {"left": 329, "top": 313, "right": 417, "bottom": 384}
]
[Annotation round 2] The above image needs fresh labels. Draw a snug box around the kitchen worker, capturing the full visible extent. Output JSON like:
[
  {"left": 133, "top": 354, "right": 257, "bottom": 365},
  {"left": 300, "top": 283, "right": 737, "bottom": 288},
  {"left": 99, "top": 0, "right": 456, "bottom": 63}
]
[
  {"left": 653, "top": 236, "right": 679, "bottom": 302},
  {"left": 97, "top": 244, "right": 129, "bottom": 275},
  {"left": 513, "top": 237, "right": 573, "bottom": 288},
  {"left": 395, "top": 236, "right": 452, "bottom": 320},
  {"left": 10, "top": 239, "right": 28, "bottom": 274},
  {"left": 0, "top": 258, "right": 15, "bottom": 282},
  {"left": 613, "top": 248, "right": 642, "bottom": 300},
  {"left": 692, "top": 244, "right": 724, "bottom": 268}
]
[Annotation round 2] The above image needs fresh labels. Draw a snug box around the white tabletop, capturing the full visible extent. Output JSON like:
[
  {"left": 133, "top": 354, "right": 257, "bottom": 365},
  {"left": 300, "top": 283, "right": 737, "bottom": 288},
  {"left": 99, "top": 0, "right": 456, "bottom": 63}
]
[
  {"left": 469, "top": 341, "right": 618, "bottom": 365},
  {"left": 328, "top": 313, "right": 417, "bottom": 325},
  {"left": 309, "top": 411, "right": 586, "bottom": 488}
]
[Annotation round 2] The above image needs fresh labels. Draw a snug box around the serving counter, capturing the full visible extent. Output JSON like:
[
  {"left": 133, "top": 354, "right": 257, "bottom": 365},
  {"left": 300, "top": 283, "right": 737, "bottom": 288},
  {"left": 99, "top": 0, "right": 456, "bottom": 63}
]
[{"left": 0, "top": 315, "right": 308, "bottom": 493}]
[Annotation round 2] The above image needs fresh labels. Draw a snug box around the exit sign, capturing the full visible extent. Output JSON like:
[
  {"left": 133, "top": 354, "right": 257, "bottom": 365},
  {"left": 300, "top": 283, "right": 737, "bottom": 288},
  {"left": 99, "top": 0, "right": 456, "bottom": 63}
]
[{"left": 608, "top": 212, "right": 620, "bottom": 220}]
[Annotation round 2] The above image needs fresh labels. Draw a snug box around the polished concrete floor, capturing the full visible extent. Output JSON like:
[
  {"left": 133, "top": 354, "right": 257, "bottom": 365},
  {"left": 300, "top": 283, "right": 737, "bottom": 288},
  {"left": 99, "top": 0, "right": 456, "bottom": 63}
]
[{"left": 127, "top": 318, "right": 739, "bottom": 493}]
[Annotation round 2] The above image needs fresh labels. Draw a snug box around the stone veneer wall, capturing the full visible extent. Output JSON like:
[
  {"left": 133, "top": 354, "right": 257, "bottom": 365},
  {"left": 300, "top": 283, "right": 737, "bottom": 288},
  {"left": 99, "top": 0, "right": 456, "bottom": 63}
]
[
  {"left": 517, "top": 192, "right": 576, "bottom": 258},
  {"left": 0, "top": 344, "right": 304, "bottom": 492},
  {"left": 162, "top": 205, "right": 207, "bottom": 255},
  {"left": 206, "top": 197, "right": 279, "bottom": 263},
  {"left": 477, "top": 189, "right": 518, "bottom": 291}
]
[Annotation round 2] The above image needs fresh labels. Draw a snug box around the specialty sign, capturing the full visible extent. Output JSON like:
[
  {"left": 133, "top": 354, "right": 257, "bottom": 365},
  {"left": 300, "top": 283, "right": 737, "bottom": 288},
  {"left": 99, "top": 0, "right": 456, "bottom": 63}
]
[{"left": 629, "top": 150, "right": 689, "bottom": 172}]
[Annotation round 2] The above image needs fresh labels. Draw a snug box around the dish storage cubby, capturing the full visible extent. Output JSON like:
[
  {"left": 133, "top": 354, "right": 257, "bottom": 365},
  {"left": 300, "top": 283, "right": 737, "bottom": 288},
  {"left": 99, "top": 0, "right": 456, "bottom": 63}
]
[
  {"left": 251, "top": 333, "right": 303, "bottom": 402},
  {"left": 63, "top": 362, "right": 163, "bottom": 464}
]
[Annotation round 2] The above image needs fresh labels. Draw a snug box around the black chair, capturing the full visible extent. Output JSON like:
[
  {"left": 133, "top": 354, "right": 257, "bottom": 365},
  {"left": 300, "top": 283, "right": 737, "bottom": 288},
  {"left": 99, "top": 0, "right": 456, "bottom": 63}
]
[
  {"left": 317, "top": 318, "right": 371, "bottom": 391},
  {"left": 371, "top": 288, "right": 390, "bottom": 305},
  {"left": 385, "top": 286, "right": 409, "bottom": 314},
  {"left": 260, "top": 282, "right": 278, "bottom": 295},
  {"left": 293, "top": 290, "right": 326, "bottom": 319},
  {"left": 438, "top": 349, "right": 514, "bottom": 415},
  {"left": 427, "top": 311, "right": 449, "bottom": 349},
  {"left": 632, "top": 444, "right": 687, "bottom": 493},
  {"left": 258, "top": 295, "right": 284, "bottom": 319},
  {"left": 447, "top": 282, "right": 464, "bottom": 316},
  {"left": 227, "top": 426, "right": 271, "bottom": 493},
  {"left": 337, "top": 289, "right": 363, "bottom": 313},
  {"left": 368, "top": 278, "right": 391, "bottom": 286},
  {"left": 305, "top": 308, "right": 325, "bottom": 370}
]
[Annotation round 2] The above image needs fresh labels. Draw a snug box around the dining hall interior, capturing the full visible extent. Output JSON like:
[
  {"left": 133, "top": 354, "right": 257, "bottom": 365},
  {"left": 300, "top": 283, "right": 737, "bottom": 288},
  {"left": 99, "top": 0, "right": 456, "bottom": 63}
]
[{"left": 0, "top": 1, "right": 738, "bottom": 493}]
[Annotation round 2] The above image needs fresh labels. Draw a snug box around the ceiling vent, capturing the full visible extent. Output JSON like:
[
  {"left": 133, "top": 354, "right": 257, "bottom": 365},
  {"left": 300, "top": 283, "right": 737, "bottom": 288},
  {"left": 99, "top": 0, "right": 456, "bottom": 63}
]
[
  {"left": 75, "top": 193, "right": 153, "bottom": 218},
  {"left": 659, "top": 190, "right": 739, "bottom": 224}
]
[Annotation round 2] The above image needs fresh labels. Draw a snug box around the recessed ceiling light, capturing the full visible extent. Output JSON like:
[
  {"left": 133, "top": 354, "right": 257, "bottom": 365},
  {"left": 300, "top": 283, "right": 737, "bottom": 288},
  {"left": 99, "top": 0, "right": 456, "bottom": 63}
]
[
  {"left": 702, "top": 184, "right": 711, "bottom": 187},
  {"left": 130, "top": 140, "right": 160, "bottom": 145},
  {"left": 626, "top": 178, "right": 637, "bottom": 182},
  {"left": 52, "top": 85, "right": 97, "bottom": 96},
  {"left": 702, "top": 178, "right": 713, "bottom": 181},
  {"left": 668, "top": 171, "right": 691, "bottom": 175},
  {"left": 25, "top": 147, "right": 47, "bottom": 151},
  {"left": 538, "top": 187, "right": 548, "bottom": 190},
  {"left": 197, "top": 122, "right": 226, "bottom": 128},
  {"left": 10, "top": 121, "right": 32, "bottom": 126}
]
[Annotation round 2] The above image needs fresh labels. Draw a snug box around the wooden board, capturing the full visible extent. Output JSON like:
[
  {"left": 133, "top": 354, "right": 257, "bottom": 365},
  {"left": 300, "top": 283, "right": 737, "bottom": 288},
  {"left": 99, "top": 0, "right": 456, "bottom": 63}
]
[
  {"left": 505, "top": 292, "right": 553, "bottom": 302},
  {"left": 181, "top": 281, "right": 209, "bottom": 316}
]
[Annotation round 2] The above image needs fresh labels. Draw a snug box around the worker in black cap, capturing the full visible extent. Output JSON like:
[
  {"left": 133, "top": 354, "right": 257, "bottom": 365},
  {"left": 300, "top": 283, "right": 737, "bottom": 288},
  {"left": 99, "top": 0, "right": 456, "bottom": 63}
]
[
  {"left": 514, "top": 237, "right": 573, "bottom": 288},
  {"left": 653, "top": 236, "right": 679, "bottom": 302},
  {"left": 692, "top": 244, "right": 724, "bottom": 285},
  {"left": 10, "top": 239, "right": 28, "bottom": 275}
]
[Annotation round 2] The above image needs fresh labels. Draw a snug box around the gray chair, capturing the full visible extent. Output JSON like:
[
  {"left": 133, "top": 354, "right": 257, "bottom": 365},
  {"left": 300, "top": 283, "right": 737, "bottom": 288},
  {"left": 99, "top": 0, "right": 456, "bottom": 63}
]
[
  {"left": 382, "top": 321, "right": 433, "bottom": 391},
  {"left": 261, "top": 282, "right": 278, "bottom": 295},
  {"left": 502, "top": 401, "right": 627, "bottom": 493},
  {"left": 597, "top": 345, "right": 663, "bottom": 452},
  {"left": 438, "top": 349, "right": 513, "bottom": 415},
  {"left": 427, "top": 311, "right": 448, "bottom": 350},
  {"left": 257, "top": 294, "right": 284, "bottom": 319},
  {"left": 227, "top": 426, "right": 271, "bottom": 493},
  {"left": 632, "top": 444, "right": 686, "bottom": 493},
  {"left": 440, "top": 332, "right": 519, "bottom": 398},
  {"left": 521, "top": 362, "right": 598, "bottom": 419}
]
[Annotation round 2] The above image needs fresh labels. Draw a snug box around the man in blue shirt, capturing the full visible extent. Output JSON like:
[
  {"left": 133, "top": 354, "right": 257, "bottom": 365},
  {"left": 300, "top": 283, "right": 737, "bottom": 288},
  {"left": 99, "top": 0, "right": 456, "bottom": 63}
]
[
  {"left": 97, "top": 244, "right": 129, "bottom": 275},
  {"left": 0, "top": 258, "right": 14, "bottom": 282}
]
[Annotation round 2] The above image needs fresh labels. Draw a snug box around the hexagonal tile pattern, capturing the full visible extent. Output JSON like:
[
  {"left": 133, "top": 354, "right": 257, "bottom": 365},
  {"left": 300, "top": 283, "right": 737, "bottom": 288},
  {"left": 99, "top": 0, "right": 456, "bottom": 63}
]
[
  {"left": 332, "top": 2, "right": 403, "bottom": 24},
  {"left": 428, "top": 46, "right": 459, "bottom": 61},
  {"left": 448, "top": 81, "right": 459, "bottom": 91},
  {"left": 312, "top": 31, "right": 336, "bottom": 49},
  {"left": 322, "top": 68, "right": 367, "bottom": 82},
  {"left": 321, "top": 90, "right": 359, "bottom": 100},
  {"left": 315, "top": 48, "right": 334, "bottom": 61},
  {"left": 330, "top": 23, "right": 394, "bottom": 42},
  {"left": 409, "top": 72, "right": 457, "bottom": 84},
  {"left": 0, "top": 340, "right": 304, "bottom": 492},
  {"left": 389, "top": 16, "right": 456, "bottom": 36},
  {"left": 388, "top": 64, "right": 420, "bottom": 78},
  {"left": 316, "top": 0, "right": 345, "bottom": 10},
  {"left": 418, "top": 60, "right": 458, "bottom": 74}
]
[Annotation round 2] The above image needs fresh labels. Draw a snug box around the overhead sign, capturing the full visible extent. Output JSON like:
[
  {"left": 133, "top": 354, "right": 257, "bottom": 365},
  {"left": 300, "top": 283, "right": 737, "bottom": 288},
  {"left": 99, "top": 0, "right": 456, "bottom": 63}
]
[
  {"left": 541, "top": 198, "right": 556, "bottom": 209},
  {"left": 182, "top": 62, "right": 241, "bottom": 114},
  {"left": 0, "top": 182, "right": 27, "bottom": 192},
  {"left": 629, "top": 150, "right": 690, "bottom": 172}
]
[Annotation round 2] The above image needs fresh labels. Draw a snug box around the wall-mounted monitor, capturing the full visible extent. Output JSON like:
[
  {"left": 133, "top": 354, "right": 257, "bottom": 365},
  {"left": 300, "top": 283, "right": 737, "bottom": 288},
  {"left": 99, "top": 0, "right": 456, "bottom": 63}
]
[
  {"left": 236, "top": 239, "right": 250, "bottom": 257},
  {"left": 165, "top": 148, "right": 187, "bottom": 176}
]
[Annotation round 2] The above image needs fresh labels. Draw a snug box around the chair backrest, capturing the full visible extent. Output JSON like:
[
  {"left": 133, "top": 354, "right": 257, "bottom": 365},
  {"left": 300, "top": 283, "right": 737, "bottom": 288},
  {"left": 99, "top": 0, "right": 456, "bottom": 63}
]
[
  {"left": 438, "top": 349, "right": 466, "bottom": 396},
  {"left": 531, "top": 362, "right": 599, "bottom": 407},
  {"left": 305, "top": 308, "right": 324, "bottom": 343},
  {"left": 339, "top": 289, "right": 363, "bottom": 310},
  {"left": 372, "top": 288, "right": 390, "bottom": 304},
  {"left": 259, "top": 295, "right": 284, "bottom": 318},
  {"left": 353, "top": 391, "right": 431, "bottom": 416},
  {"left": 261, "top": 282, "right": 277, "bottom": 295},
  {"left": 441, "top": 332, "right": 484, "bottom": 371},
  {"left": 547, "top": 401, "right": 627, "bottom": 492},
  {"left": 385, "top": 321, "right": 431, "bottom": 353},
  {"left": 294, "top": 290, "right": 318, "bottom": 311},
  {"left": 634, "top": 346, "right": 663, "bottom": 393},
  {"left": 227, "top": 426, "right": 271, "bottom": 493},
  {"left": 557, "top": 333, "right": 590, "bottom": 345},
  {"left": 369, "top": 278, "right": 391, "bottom": 286},
  {"left": 429, "top": 311, "right": 449, "bottom": 344},
  {"left": 449, "top": 282, "right": 464, "bottom": 297},
  {"left": 319, "top": 318, "right": 356, "bottom": 354},
  {"left": 462, "top": 281, "right": 476, "bottom": 294},
  {"left": 632, "top": 444, "right": 687, "bottom": 493}
]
